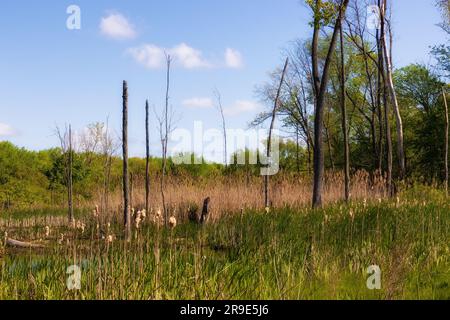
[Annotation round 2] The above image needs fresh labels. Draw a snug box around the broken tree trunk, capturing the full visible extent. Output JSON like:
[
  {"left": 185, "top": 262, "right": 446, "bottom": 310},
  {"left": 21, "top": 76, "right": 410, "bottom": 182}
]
[
  {"left": 264, "top": 57, "right": 289, "bottom": 208},
  {"left": 200, "top": 197, "right": 211, "bottom": 224},
  {"left": 122, "top": 80, "right": 131, "bottom": 241}
]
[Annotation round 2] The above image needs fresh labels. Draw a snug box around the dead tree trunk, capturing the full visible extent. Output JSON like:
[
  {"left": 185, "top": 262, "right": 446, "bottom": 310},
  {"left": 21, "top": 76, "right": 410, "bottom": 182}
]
[
  {"left": 122, "top": 80, "right": 131, "bottom": 240},
  {"left": 160, "top": 55, "right": 172, "bottom": 226},
  {"left": 264, "top": 57, "right": 289, "bottom": 208},
  {"left": 200, "top": 197, "right": 211, "bottom": 224},
  {"left": 214, "top": 89, "right": 228, "bottom": 168},
  {"left": 68, "top": 124, "right": 74, "bottom": 223},
  {"left": 145, "top": 100, "right": 150, "bottom": 213},
  {"left": 443, "top": 87, "right": 449, "bottom": 196},
  {"left": 339, "top": 23, "right": 350, "bottom": 202}
]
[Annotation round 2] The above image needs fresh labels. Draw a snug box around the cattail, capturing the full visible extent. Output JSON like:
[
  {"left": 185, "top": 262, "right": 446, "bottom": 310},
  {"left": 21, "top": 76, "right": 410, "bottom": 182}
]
[
  {"left": 265, "top": 207, "right": 270, "bottom": 214},
  {"left": 169, "top": 216, "right": 177, "bottom": 229},
  {"left": 135, "top": 211, "right": 142, "bottom": 229},
  {"left": 58, "top": 233, "right": 64, "bottom": 245},
  {"left": 45, "top": 226, "right": 50, "bottom": 237},
  {"left": 141, "top": 209, "right": 147, "bottom": 219},
  {"left": 349, "top": 209, "right": 354, "bottom": 220},
  {"left": 107, "top": 235, "right": 114, "bottom": 243},
  {"left": 78, "top": 222, "right": 86, "bottom": 234},
  {"left": 92, "top": 205, "right": 99, "bottom": 217},
  {"left": 153, "top": 208, "right": 163, "bottom": 226}
]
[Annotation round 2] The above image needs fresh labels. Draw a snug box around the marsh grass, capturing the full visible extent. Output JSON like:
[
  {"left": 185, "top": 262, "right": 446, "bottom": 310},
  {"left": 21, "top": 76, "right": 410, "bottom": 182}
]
[{"left": 0, "top": 186, "right": 448, "bottom": 300}]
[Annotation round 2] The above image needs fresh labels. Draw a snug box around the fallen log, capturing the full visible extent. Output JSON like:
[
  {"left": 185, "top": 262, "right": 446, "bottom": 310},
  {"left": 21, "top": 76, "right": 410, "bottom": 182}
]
[{"left": 6, "top": 238, "right": 45, "bottom": 249}]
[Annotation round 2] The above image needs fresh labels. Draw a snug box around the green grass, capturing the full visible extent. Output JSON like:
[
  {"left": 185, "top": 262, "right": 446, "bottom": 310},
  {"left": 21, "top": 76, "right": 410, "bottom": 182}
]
[{"left": 0, "top": 187, "right": 449, "bottom": 300}]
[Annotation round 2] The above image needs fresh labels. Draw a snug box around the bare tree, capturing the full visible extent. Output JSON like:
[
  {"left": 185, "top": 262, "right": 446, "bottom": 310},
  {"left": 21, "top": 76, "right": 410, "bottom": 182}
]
[
  {"left": 311, "top": 0, "right": 350, "bottom": 208},
  {"left": 265, "top": 58, "right": 289, "bottom": 208},
  {"left": 145, "top": 100, "right": 151, "bottom": 214},
  {"left": 155, "top": 54, "right": 175, "bottom": 225},
  {"left": 214, "top": 89, "right": 228, "bottom": 167},
  {"left": 435, "top": 0, "right": 450, "bottom": 34},
  {"left": 253, "top": 40, "right": 314, "bottom": 174},
  {"left": 68, "top": 125, "right": 74, "bottom": 223},
  {"left": 122, "top": 80, "right": 131, "bottom": 240},
  {"left": 55, "top": 124, "right": 74, "bottom": 223},
  {"left": 79, "top": 123, "right": 103, "bottom": 165},
  {"left": 100, "top": 118, "right": 118, "bottom": 213},
  {"left": 444, "top": 87, "right": 449, "bottom": 196}
]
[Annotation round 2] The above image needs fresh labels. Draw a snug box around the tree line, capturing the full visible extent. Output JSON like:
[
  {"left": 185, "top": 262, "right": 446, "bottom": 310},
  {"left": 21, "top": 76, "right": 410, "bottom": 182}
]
[{"left": 253, "top": 0, "right": 449, "bottom": 207}]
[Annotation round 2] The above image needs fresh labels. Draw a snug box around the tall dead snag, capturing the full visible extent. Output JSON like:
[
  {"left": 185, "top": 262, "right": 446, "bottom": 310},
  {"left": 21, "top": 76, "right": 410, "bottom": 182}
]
[
  {"left": 443, "top": 87, "right": 449, "bottom": 196},
  {"left": 265, "top": 58, "right": 289, "bottom": 208},
  {"left": 159, "top": 54, "right": 172, "bottom": 226},
  {"left": 214, "top": 89, "right": 228, "bottom": 168},
  {"left": 381, "top": 0, "right": 405, "bottom": 179},
  {"left": 339, "top": 21, "right": 350, "bottom": 203},
  {"left": 68, "top": 124, "right": 74, "bottom": 223},
  {"left": 311, "top": 0, "right": 350, "bottom": 208},
  {"left": 145, "top": 100, "right": 150, "bottom": 214},
  {"left": 122, "top": 80, "right": 131, "bottom": 240}
]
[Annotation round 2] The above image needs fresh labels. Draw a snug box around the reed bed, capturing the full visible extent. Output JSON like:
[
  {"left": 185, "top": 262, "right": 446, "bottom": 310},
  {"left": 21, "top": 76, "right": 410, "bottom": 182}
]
[{"left": 0, "top": 185, "right": 448, "bottom": 300}]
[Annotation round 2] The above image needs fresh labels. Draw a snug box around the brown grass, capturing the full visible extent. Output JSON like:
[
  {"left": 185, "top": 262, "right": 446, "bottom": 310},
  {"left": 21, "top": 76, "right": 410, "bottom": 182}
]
[{"left": 89, "top": 170, "right": 387, "bottom": 221}]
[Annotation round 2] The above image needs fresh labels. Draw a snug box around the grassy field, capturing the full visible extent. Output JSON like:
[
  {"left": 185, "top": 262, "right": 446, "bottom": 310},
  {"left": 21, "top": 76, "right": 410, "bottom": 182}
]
[{"left": 0, "top": 186, "right": 449, "bottom": 300}]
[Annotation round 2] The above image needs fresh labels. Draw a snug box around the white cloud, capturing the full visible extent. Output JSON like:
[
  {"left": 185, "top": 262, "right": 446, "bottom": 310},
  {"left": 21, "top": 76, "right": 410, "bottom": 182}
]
[
  {"left": 100, "top": 13, "right": 136, "bottom": 40},
  {"left": 127, "top": 43, "right": 211, "bottom": 69},
  {"left": 127, "top": 44, "right": 165, "bottom": 69},
  {"left": 224, "top": 100, "right": 260, "bottom": 116},
  {"left": 171, "top": 43, "right": 212, "bottom": 69},
  {"left": 225, "top": 48, "right": 244, "bottom": 69},
  {"left": 0, "top": 123, "right": 17, "bottom": 137},
  {"left": 182, "top": 97, "right": 214, "bottom": 108}
]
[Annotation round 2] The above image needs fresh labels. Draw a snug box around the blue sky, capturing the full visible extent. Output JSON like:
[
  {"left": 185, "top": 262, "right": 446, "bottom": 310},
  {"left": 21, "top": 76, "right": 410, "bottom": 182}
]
[{"left": 0, "top": 0, "right": 446, "bottom": 158}]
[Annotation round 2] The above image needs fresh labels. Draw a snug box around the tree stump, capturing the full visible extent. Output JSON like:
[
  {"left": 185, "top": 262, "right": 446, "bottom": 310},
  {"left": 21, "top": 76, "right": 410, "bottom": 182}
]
[{"left": 200, "top": 197, "right": 210, "bottom": 224}]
